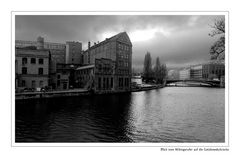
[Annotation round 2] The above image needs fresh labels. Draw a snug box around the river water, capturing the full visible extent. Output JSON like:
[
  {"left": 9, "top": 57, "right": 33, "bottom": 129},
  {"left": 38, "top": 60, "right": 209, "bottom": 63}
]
[{"left": 15, "top": 87, "right": 225, "bottom": 143}]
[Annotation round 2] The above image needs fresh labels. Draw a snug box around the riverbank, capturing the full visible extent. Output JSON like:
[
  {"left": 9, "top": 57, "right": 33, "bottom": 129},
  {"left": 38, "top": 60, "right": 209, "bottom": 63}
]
[
  {"left": 16, "top": 87, "right": 225, "bottom": 142},
  {"left": 15, "top": 84, "right": 164, "bottom": 100}
]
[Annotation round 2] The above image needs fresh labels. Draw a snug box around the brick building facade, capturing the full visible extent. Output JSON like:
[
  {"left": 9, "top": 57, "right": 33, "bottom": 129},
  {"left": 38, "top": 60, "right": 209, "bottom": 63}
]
[{"left": 81, "top": 32, "right": 132, "bottom": 92}]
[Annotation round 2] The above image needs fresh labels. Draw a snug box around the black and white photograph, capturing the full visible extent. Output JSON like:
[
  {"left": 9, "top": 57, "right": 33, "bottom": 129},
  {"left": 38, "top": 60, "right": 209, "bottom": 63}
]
[
  {"left": 3, "top": 0, "right": 240, "bottom": 159},
  {"left": 13, "top": 12, "right": 227, "bottom": 144}
]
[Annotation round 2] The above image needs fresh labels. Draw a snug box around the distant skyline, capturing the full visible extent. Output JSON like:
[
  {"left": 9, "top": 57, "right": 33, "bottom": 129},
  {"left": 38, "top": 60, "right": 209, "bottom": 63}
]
[{"left": 15, "top": 15, "right": 224, "bottom": 70}]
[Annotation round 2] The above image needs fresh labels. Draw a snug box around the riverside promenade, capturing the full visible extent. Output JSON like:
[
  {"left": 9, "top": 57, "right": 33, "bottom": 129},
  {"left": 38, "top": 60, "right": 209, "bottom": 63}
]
[
  {"left": 15, "top": 89, "right": 89, "bottom": 100},
  {"left": 15, "top": 84, "right": 164, "bottom": 100}
]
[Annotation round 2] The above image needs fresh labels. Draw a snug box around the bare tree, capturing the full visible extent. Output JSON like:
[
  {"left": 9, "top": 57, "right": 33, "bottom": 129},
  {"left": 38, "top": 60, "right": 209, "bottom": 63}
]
[{"left": 209, "top": 18, "right": 225, "bottom": 60}]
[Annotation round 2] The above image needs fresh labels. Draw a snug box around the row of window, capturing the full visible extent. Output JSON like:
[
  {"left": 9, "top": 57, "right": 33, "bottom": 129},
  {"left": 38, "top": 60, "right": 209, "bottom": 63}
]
[
  {"left": 91, "top": 43, "right": 113, "bottom": 54},
  {"left": 21, "top": 80, "right": 43, "bottom": 88},
  {"left": 203, "top": 69, "right": 225, "bottom": 75},
  {"left": 98, "top": 77, "right": 114, "bottom": 90},
  {"left": 118, "top": 51, "right": 129, "bottom": 59},
  {"left": 118, "top": 61, "right": 129, "bottom": 67},
  {"left": 77, "top": 69, "right": 92, "bottom": 75},
  {"left": 118, "top": 77, "right": 129, "bottom": 88},
  {"left": 21, "top": 67, "right": 44, "bottom": 75},
  {"left": 44, "top": 44, "right": 65, "bottom": 50},
  {"left": 118, "top": 43, "right": 130, "bottom": 51},
  {"left": 22, "top": 57, "right": 44, "bottom": 65},
  {"left": 118, "top": 69, "right": 129, "bottom": 75}
]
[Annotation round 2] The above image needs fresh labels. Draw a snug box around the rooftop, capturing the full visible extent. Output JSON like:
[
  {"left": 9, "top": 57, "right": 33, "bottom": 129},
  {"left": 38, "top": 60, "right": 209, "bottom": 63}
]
[
  {"left": 76, "top": 64, "right": 95, "bottom": 70},
  {"left": 86, "top": 31, "right": 130, "bottom": 51}
]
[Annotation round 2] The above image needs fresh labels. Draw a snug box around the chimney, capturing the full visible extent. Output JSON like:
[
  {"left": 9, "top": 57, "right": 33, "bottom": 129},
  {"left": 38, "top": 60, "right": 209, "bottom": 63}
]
[{"left": 88, "top": 41, "right": 91, "bottom": 49}]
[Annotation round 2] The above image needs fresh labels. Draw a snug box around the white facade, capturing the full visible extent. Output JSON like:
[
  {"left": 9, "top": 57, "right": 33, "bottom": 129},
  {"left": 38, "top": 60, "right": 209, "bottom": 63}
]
[{"left": 179, "top": 68, "right": 190, "bottom": 80}]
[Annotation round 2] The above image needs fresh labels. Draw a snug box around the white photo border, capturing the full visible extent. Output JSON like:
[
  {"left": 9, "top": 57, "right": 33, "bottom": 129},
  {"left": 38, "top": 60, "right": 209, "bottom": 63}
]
[{"left": 11, "top": 11, "right": 229, "bottom": 147}]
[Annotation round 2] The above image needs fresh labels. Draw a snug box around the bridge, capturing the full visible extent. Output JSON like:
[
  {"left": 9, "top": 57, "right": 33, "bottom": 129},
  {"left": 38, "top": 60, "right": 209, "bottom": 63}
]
[{"left": 166, "top": 79, "right": 221, "bottom": 87}]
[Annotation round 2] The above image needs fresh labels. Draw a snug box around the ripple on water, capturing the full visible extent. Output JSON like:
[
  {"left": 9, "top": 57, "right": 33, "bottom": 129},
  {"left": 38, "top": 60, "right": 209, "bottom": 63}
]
[{"left": 15, "top": 87, "right": 225, "bottom": 143}]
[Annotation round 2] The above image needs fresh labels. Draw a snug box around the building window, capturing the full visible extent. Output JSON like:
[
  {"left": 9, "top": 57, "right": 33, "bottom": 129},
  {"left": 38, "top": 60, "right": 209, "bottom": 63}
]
[
  {"left": 31, "top": 58, "right": 36, "bottom": 64},
  {"left": 39, "top": 58, "right": 44, "bottom": 64},
  {"left": 103, "top": 77, "right": 106, "bottom": 89},
  {"left": 38, "top": 68, "right": 43, "bottom": 75},
  {"left": 119, "top": 77, "right": 123, "bottom": 88},
  {"left": 57, "top": 75, "right": 61, "bottom": 79},
  {"left": 22, "top": 80, "right": 26, "bottom": 87},
  {"left": 126, "top": 78, "right": 129, "bottom": 87},
  {"left": 57, "top": 80, "right": 60, "bottom": 86},
  {"left": 63, "top": 82, "right": 67, "bottom": 89},
  {"left": 98, "top": 77, "right": 101, "bottom": 89},
  {"left": 39, "top": 81, "right": 43, "bottom": 87},
  {"left": 111, "top": 77, "right": 113, "bottom": 88},
  {"left": 32, "top": 80, "right": 36, "bottom": 88},
  {"left": 22, "top": 67, "right": 27, "bottom": 74},
  {"left": 106, "top": 78, "right": 109, "bottom": 89},
  {"left": 22, "top": 58, "right": 27, "bottom": 65}
]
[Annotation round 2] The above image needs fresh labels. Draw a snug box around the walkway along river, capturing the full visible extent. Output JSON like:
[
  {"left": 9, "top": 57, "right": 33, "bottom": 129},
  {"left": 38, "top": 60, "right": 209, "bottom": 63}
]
[{"left": 15, "top": 87, "right": 225, "bottom": 142}]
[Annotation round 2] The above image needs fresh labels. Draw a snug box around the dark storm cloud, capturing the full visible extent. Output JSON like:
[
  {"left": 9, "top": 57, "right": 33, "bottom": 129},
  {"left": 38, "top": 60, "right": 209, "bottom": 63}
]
[{"left": 15, "top": 15, "right": 224, "bottom": 69}]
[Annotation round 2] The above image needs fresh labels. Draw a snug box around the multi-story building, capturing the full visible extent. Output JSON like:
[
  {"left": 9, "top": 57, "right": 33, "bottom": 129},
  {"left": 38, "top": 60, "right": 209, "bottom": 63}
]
[
  {"left": 16, "top": 37, "right": 83, "bottom": 65},
  {"left": 54, "top": 63, "right": 81, "bottom": 90},
  {"left": 16, "top": 37, "right": 84, "bottom": 90},
  {"left": 75, "top": 58, "right": 116, "bottom": 92},
  {"left": 16, "top": 37, "right": 66, "bottom": 63},
  {"left": 179, "top": 61, "right": 225, "bottom": 80},
  {"left": 190, "top": 65, "right": 203, "bottom": 79},
  {"left": 66, "top": 41, "right": 82, "bottom": 64},
  {"left": 80, "top": 32, "right": 132, "bottom": 92},
  {"left": 179, "top": 68, "right": 190, "bottom": 80},
  {"left": 75, "top": 65, "right": 95, "bottom": 89},
  {"left": 15, "top": 48, "right": 50, "bottom": 91},
  {"left": 202, "top": 61, "right": 225, "bottom": 80},
  {"left": 167, "top": 69, "right": 179, "bottom": 80}
]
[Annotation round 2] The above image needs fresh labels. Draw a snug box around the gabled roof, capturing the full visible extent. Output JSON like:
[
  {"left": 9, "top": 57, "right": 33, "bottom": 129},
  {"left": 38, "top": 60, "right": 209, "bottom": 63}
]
[
  {"left": 86, "top": 32, "right": 132, "bottom": 51},
  {"left": 108, "top": 32, "right": 132, "bottom": 45}
]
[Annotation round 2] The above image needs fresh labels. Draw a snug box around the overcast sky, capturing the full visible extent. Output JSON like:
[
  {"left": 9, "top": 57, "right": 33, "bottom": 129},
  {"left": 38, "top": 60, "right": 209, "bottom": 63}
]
[{"left": 15, "top": 15, "right": 224, "bottom": 70}]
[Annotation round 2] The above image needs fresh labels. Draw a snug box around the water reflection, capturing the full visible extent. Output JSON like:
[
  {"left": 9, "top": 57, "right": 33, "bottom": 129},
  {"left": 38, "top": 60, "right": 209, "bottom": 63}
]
[
  {"left": 16, "top": 87, "right": 225, "bottom": 143},
  {"left": 16, "top": 94, "right": 133, "bottom": 142}
]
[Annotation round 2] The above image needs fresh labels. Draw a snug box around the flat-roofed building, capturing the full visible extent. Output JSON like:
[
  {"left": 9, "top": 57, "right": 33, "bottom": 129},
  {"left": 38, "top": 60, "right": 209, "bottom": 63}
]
[
  {"left": 202, "top": 61, "right": 225, "bottom": 80},
  {"left": 16, "top": 37, "right": 66, "bottom": 65},
  {"left": 179, "top": 61, "right": 225, "bottom": 81},
  {"left": 75, "top": 65, "right": 95, "bottom": 89},
  {"left": 190, "top": 65, "right": 203, "bottom": 79},
  {"left": 75, "top": 58, "right": 118, "bottom": 92},
  {"left": 53, "top": 64, "right": 82, "bottom": 90},
  {"left": 66, "top": 41, "right": 82, "bottom": 64},
  {"left": 16, "top": 37, "right": 84, "bottom": 90},
  {"left": 15, "top": 48, "right": 50, "bottom": 91},
  {"left": 179, "top": 68, "right": 190, "bottom": 80}
]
